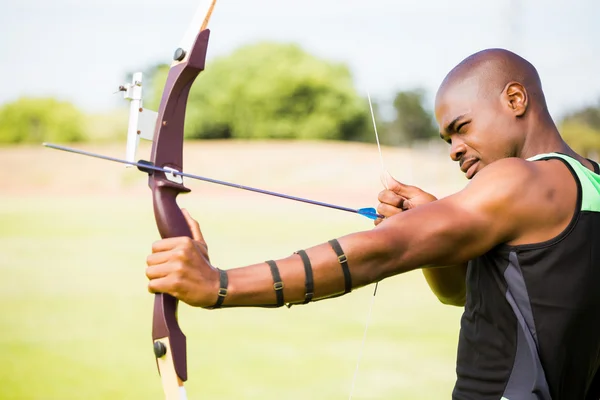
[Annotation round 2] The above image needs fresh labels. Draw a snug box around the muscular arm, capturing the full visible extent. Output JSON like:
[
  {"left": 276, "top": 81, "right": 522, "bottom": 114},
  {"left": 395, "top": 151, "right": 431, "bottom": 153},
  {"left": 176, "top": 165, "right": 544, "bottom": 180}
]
[
  {"left": 375, "top": 179, "right": 467, "bottom": 306},
  {"left": 147, "top": 158, "right": 574, "bottom": 309},
  {"left": 220, "top": 159, "right": 546, "bottom": 307}
]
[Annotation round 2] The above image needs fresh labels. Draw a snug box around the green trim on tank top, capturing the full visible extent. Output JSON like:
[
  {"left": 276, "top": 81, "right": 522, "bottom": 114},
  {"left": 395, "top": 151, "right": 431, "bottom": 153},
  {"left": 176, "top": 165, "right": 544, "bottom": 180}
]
[{"left": 527, "top": 152, "right": 600, "bottom": 212}]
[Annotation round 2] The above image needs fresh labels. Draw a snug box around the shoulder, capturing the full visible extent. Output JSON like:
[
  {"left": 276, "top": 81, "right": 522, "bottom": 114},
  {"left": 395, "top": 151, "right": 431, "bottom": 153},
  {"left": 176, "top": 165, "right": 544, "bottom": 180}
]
[
  {"left": 452, "top": 157, "right": 541, "bottom": 213},
  {"left": 467, "top": 157, "right": 538, "bottom": 192},
  {"left": 462, "top": 156, "right": 575, "bottom": 203},
  {"left": 371, "top": 157, "right": 577, "bottom": 265},
  {"left": 455, "top": 156, "right": 579, "bottom": 245}
]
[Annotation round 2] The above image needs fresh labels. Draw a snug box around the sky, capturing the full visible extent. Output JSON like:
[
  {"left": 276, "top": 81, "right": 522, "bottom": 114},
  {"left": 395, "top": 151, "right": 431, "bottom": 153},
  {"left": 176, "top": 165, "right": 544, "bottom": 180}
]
[{"left": 1, "top": 0, "right": 599, "bottom": 120}]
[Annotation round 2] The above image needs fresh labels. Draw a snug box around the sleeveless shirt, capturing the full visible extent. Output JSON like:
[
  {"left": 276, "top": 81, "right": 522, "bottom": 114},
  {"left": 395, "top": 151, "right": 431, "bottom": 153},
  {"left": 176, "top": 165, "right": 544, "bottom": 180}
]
[{"left": 453, "top": 153, "right": 600, "bottom": 400}]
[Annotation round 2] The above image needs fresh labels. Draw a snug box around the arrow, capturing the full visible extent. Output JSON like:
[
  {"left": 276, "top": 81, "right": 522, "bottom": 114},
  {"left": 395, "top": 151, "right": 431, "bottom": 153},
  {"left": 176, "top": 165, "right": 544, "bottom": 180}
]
[{"left": 43, "top": 142, "right": 383, "bottom": 221}]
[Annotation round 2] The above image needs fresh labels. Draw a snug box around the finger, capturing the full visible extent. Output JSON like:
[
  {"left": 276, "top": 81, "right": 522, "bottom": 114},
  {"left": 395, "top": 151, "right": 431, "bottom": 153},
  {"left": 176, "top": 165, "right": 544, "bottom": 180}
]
[
  {"left": 151, "top": 236, "right": 193, "bottom": 253},
  {"left": 377, "top": 202, "right": 404, "bottom": 218},
  {"left": 146, "top": 250, "right": 173, "bottom": 267},
  {"left": 148, "top": 276, "right": 176, "bottom": 295},
  {"left": 402, "top": 199, "right": 415, "bottom": 210},
  {"left": 182, "top": 208, "right": 205, "bottom": 242},
  {"left": 386, "top": 178, "right": 414, "bottom": 197},
  {"left": 373, "top": 217, "right": 384, "bottom": 226},
  {"left": 377, "top": 189, "right": 405, "bottom": 208},
  {"left": 146, "top": 262, "right": 174, "bottom": 281}
]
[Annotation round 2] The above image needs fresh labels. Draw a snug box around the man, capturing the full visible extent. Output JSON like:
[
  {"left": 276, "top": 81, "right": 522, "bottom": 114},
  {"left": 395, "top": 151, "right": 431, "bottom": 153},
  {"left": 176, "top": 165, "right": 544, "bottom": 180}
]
[{"left": 145, "top": 48, "right": 600, "bottom": 399}]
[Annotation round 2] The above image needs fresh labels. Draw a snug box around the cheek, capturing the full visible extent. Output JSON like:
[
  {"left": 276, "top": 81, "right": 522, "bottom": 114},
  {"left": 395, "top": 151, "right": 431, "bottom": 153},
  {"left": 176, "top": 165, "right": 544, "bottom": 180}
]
[
  {"left": 467, "top": 126, "right": 507, "bottom": 161},
  {"left": 469, "top": 109, "right": 517, "bottom": 160}
]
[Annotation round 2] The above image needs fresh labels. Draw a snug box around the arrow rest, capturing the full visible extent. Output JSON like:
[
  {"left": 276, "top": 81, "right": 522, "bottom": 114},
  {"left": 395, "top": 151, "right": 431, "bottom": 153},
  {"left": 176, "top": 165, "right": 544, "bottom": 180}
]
[{"left": 136, "top": 159, "right": 155, "bottom": 175}]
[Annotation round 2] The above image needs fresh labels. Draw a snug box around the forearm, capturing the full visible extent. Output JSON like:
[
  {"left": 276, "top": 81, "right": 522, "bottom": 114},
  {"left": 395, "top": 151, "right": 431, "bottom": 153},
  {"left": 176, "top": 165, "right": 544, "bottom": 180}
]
[
  {"left": 220, "top": 231, "right": 390, "bottom": 307},
  {"left": 215, "top": 195, "right": 489, "bottom": 308},
  {"left": 421, "top": 264, "right": 467, "bottom": 306}
]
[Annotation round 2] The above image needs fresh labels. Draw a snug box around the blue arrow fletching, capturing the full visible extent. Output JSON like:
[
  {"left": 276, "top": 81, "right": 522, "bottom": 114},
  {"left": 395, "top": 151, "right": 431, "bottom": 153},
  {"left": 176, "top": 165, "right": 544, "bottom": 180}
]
[{"left": 357, "top": 207, "right": 381, "bottom": 220}]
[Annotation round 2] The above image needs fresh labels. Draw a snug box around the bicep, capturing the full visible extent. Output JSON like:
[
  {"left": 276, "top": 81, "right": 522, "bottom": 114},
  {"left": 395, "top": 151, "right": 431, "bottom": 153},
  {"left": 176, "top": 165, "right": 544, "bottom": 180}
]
[
  {"left": 369, "top": 172, "right": 526, "bottom": 279},
  {"left": 377, "top": 196, "right": 504, "bottom": 272},
  {"left": 339, "top": 159, "right": 539, "bottom": 285}
]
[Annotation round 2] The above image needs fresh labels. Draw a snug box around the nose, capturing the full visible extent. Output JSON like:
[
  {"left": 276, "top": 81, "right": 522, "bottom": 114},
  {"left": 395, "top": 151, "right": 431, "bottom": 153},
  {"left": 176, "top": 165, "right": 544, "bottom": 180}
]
[{"left": 450, "top": 139, "right": 467, "bottom": 162}]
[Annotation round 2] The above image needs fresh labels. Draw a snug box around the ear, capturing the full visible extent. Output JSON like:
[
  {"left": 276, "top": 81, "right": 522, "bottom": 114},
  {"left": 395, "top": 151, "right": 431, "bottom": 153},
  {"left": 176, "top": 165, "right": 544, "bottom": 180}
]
[{"left": 504, "top": 82, "right": 528, "bottom": 117}]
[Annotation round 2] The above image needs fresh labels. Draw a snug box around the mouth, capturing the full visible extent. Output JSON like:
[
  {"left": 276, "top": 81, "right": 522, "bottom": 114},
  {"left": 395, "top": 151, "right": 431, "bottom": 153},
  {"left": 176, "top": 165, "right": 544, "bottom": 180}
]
[{"left": 460, "top": 158, "right": 480, "bottom": 179}]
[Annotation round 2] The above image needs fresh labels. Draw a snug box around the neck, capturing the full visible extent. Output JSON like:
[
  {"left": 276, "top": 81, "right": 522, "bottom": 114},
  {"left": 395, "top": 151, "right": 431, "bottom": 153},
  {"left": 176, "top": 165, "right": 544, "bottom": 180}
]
[{"left": 518, "top": 109, "right": 575, "bottom": 159}]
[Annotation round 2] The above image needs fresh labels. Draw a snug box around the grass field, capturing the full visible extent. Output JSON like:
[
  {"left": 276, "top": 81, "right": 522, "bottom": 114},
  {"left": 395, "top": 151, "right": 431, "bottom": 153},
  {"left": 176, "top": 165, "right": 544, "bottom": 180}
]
[{"left": 0, "top": 140, "right": 466, "bottom": 399}]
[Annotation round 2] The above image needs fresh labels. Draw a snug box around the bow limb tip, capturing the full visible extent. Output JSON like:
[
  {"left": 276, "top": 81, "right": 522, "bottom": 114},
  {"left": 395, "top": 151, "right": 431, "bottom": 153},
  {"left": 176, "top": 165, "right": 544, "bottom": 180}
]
[
  {"left": 200, "top": 0, "right": 218, "bottom": 31},
  {"left": 176, "top": 0, "right": 218, "bottom": 61},
  {"left": 154, "top": 336, "right": 186, "bottom": 400}
]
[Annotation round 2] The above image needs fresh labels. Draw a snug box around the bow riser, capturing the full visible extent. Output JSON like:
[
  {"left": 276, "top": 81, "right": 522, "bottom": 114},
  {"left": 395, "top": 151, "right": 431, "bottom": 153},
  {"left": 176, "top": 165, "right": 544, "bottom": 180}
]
[
  {"left": 149, "top": 28, "right": 211, "bottom": 399},
  {"left": 150, "top": 29, "right": 211, "bottom": 186}
]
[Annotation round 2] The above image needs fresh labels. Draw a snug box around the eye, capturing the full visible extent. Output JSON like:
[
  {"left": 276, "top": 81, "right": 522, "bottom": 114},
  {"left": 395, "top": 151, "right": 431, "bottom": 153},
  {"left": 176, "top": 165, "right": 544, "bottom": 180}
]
[
  {"left": 457, "top": 122, "right": 470, "bottom": 133},
  {"left": 440, "top": 134, "right": 452, "bottom": 145}
]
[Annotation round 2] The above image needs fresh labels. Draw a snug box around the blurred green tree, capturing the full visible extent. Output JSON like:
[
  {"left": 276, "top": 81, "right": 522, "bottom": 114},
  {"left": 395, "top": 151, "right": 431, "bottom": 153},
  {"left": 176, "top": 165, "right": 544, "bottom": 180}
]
[
  {"left": 0, "top": 97, "right": 86, "bottom": 144},
  {"left": 562, "top": 103, "right": 600, "bottom": 130},
  {"left": 380, "top": 88, "right": 439, "bottom": 146},
  {"left": 559, "top": 120, "right": 600, "bottom": 159},
  {"left": 559, "top": 101, "right": 600, "bottom": 158},
  {"left": 146, "top": 42, "right": 369, "bottom": 141}
]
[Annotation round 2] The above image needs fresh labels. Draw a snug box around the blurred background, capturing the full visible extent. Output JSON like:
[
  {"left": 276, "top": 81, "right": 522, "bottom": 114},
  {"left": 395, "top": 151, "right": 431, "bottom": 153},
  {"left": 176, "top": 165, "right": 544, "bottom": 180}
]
[{"left": 1, "top": 0, "right": 599, "bottom": 399}]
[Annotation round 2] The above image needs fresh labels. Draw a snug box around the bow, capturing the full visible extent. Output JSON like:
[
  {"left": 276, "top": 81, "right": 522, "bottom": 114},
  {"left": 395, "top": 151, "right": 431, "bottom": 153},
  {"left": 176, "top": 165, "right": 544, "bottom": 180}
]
[
  {"left": 41, "top": 2, "right": 386, "bottom": 397},
  {"left": 145, "top": 1, "right": 216, "bottom": 398}
]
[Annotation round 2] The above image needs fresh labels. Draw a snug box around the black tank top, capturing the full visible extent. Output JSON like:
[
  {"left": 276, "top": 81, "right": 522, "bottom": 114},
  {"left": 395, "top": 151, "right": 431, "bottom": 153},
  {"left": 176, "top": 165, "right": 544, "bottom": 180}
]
[{"left": 453, "top": 153, "right": 600, "bottom": 400}]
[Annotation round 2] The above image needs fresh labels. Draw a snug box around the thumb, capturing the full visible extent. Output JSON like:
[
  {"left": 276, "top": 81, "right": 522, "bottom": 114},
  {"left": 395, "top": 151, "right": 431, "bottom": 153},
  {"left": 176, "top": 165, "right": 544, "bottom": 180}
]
[
  {"left": 182, "top": 208, "right": 204, "bottom": 242},
  {"left": 401, "top": 198, "right": 416, "bottom": 210},
  {"left": 385, "top": 173, "right": 411, "bottom": 196},
  {"left": 380, "top": 170, "right": 394, "bottom": 190}
]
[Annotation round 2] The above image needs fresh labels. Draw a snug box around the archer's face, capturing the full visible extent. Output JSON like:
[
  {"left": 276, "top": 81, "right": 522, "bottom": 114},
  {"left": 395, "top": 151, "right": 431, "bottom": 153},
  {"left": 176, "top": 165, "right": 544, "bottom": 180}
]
[{"left": 434, "top": 76, "right": 519, "bottom": 180}]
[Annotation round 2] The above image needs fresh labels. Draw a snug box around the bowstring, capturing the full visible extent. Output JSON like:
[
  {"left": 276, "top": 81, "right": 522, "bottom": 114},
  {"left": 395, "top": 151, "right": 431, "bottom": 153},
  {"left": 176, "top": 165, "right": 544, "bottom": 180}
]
[
  {"left": 348, "top": 282, "right": 378, "bottom": 400},
  {"left": 367, "top": 91, "right": 389, "bottom": 190},
  {"left": 348, "top": 92, "right": 386, "bottom": 399}
]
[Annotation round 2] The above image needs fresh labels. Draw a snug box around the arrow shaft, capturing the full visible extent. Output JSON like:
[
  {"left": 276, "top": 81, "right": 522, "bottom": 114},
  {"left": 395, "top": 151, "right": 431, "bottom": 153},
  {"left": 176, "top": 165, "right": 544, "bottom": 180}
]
[{"left": 43, "top": 143, "right": 381, "bottom": 218}]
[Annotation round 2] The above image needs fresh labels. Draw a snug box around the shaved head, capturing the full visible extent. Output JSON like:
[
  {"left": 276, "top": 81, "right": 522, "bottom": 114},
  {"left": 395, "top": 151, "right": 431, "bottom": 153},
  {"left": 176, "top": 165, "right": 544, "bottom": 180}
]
[
  {"left": 434, "top": 48, "right": 561, "bottom": 179},
  {"left": 436, "top": 48, "right": 547, "bottom": 112}
]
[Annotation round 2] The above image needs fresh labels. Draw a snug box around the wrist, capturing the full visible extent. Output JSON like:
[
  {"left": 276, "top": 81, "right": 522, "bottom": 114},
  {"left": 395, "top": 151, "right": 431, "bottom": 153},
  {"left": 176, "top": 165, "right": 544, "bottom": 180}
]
[{"left": 206, "top": 268, "right": 228, "bottom": 309}]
